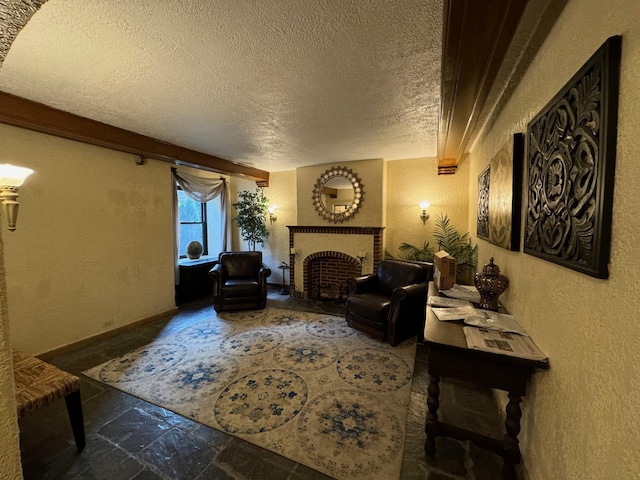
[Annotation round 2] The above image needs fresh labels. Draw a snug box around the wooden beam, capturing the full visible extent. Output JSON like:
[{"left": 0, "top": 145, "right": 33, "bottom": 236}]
[
  {"left": 438, "top": 0, "right": 528, "bottom": 174},
  {"left": 0, "top": 91, "right": 269, "bottom": 185}
]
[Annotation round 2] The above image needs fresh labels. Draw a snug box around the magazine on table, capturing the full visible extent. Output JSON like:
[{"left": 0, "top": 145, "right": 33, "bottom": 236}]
[
  {"left": 463, "top": 327, "right": 547, "bottom": 361},
  {"left": 440, "top": 284, "right": 481, "bottom": 303},
  {"left": 431, "top": 305, "right": 478, "bottom": 321},
  {"left": 427, "top": 296, "right": 473, "bottom": 308},
  {"left": 463, "top": 310, "right": 528, "bottom": 335}
]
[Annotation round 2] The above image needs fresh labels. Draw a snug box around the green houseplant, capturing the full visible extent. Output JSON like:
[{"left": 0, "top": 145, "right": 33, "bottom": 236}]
[
  {"left": 394, "top": 214, "right": 478, "bottom": 284},
  {"left": 232, "top": 188, "right": 270, "bottom": 251}
]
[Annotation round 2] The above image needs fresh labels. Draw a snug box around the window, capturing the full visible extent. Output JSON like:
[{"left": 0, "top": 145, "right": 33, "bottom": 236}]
[{"left": 178, "top": 188, "right": 208, "bottom": 258}]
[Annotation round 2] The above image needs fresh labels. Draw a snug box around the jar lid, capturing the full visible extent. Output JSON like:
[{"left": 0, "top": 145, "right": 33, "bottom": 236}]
[{"left": 481, "top": 257, "right": 501, "bottom": 275}]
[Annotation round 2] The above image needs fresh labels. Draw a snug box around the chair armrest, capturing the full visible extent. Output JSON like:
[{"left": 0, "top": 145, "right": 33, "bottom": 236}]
[
  {"left": 208, "top": 263, "right": 223, "bottom": 280},
  {"left": 391, "top": 282, "right": 428, "bottom": 303},
  {"left": 259, "top": 264, "right": 272, "bottom": 280},
  {"left": 347, "top": 274, "right": 378, "bottom": 295},
  {"left": 387, "top": 282, "right": 429, "bottom": 345}
]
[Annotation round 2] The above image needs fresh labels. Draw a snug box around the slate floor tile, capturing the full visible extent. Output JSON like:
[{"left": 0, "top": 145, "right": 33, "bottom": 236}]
[
  {"left": 215, "top": 438, "right": 298, "bottom": 480},
  {"left": 98, "top": 407, "right": 172, "bottom": 454},
  {"left": 138, "top": 428, "right": 216, "bottom": 480}
]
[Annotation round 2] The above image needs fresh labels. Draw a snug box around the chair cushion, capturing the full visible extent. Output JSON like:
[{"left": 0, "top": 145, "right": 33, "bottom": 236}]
[
  {"left": 347, "top": 293, "right": 391, "bottom": 324},
  {"left": 222, "top": 279, "right": 260, "bottom": 297},
  {"left": 220, "top": 252, "right": 262, "bottom": 279},
  {"left": 377, "top": 260, "right": 426, "bottom": 295}
]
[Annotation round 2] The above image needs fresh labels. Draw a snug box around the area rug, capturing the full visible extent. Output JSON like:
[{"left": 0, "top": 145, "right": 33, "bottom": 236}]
[{"left": 83, "top": 307, "right": 416, "bottom": 479}]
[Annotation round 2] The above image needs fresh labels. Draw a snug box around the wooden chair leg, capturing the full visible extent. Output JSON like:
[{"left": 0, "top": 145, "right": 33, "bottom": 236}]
[{"left": 64, "top": 390, "right": 86, "bottom": 450}]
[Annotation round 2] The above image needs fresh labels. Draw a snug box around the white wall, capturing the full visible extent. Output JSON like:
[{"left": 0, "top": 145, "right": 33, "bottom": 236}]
[
  {"left": 467, "top": 0, "right": 640, "bottom": 478},
  {"left": 1, "top": 124, "right": 177, "bottom": 355}
]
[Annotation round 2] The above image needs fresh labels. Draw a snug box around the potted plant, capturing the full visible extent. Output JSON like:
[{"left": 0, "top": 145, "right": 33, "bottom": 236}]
[
  {"left": 232, "top": 188, "right": 270, "bottom": 251},
  {"left": 393, "top": 214, "right": 478, "bottom": 284}
]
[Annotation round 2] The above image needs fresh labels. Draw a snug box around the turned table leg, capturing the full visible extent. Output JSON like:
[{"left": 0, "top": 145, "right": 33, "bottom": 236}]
[
  {"left": 424, "top": 374, "right": 440, "bottom": 456},
  {"left": 501, "top": 393, "right": 523, "bottom": 480}
]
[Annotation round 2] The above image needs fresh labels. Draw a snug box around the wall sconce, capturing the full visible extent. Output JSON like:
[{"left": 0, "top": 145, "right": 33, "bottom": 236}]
[
  {"left": 356, "top": 250, "right": 366, "bottom": 265},
  {"left": 269, "top": 205, "right": 277, "bottom": 225},
  {"left": 419, "top": 200, "right": 430, "bottom": 224},
  {"left": 0, "top": 164, "right": 34, "bottom": 231},
  {"left": 290, "top": 247, "right": 298, "bottom": 259}
]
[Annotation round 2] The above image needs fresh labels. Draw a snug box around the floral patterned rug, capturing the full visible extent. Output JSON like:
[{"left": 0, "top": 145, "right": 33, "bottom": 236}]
[{"left": 83, "top": 307, "right": 416, "bottom": 479}]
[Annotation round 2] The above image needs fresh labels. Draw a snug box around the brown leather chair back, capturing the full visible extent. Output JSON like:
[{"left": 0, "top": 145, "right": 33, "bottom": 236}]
[
  {"left": 377, "top": 260, "right": 428, "bottom": 295},
  {"left": 220, "top": 251, "right": 262, "bottom": 279}
]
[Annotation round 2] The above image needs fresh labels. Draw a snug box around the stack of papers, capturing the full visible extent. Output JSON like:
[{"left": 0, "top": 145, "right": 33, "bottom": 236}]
[
  {"left": 463, "top": 327, "right": 547, "bottom": 361},
  {"left": 430, "top": 291, "right": 545, "bottom": 360},
  {"left": 464, "top": 311, "right": 527, "bottom": 335},
  {"left": 431, "top": 305, "right": 478, "bottom": 321},
  {"left": 429, "top": 294, "right": 528, "bottom": 336},
  {"left": 427, "top": 296, "right": 472, "bottom": 308},
  {"left": 440, "top": 284, "right": 481, "bottom": 303}
]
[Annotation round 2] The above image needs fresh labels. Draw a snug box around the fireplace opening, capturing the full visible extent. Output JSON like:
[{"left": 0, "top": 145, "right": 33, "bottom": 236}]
[
  {"left": 314, "top": 282, "right": 349, "bottom": 300},
  {"left": 304, "top": 252, "right": 362, "bottom": 300}
]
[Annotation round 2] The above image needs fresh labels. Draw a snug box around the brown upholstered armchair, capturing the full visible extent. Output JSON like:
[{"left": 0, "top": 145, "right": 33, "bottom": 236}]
[
  {"left": 208, "top": 251, "right": 272, "bottom": 313},
  {"left": 345, "top": 260, "right": 432, "bottom": 346}
]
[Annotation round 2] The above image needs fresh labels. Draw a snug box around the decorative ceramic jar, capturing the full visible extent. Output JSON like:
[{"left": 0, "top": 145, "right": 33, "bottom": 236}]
[
  {"left": 474, "top": 257, "right": 509, "bottom": 311},
  {"left": 186, "top": 241, "right": 203, "bottom": 260}
]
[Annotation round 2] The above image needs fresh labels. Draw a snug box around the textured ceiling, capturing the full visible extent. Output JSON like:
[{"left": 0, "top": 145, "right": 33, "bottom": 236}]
[{"left": 0, "top": 0, "right": 443, "bottom": 172}]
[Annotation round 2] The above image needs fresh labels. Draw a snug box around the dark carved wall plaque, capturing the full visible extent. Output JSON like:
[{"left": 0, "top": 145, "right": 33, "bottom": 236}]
[
  {"left": 477, "top": 166, "right": 490, "bottom": 241},
  {"left": 524, "top": 36, "right": 621, "bottom": 278}
]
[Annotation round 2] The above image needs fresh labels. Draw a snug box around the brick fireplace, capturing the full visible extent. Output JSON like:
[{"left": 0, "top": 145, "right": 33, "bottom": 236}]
[
  {"left": 287, "top": 226, "right": 384, "bottom": 299},
  {"left": 304, "top": 251, "right": 362, "bottom": 299}
]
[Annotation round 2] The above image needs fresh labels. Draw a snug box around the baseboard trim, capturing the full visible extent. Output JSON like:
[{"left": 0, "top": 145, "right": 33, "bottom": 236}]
[{"left": 38, "top": 307, "right": 179, "bottom": 361}]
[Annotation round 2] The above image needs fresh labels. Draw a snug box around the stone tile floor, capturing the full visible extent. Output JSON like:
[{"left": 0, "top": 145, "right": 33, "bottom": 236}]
[{"left": 18, "top": 288, "right": 505, "bottom": 479}]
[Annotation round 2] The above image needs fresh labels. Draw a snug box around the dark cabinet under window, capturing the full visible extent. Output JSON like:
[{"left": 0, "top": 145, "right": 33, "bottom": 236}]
[{"left": 175, "top": 257, "right": 216, "bottom": 305}]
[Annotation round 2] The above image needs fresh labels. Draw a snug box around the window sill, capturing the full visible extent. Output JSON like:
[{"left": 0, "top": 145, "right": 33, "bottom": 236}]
[{"left": 179, "top": 255, "right": 217, "bottom": 267}]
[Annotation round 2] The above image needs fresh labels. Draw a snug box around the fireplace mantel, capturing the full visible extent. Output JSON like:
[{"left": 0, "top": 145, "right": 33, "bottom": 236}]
[
  {"left": 287, "top": 226, "right": 384, "bottom": 234},
  {"left": 287, "top": 225, "right": 384, "bottom": 298}
]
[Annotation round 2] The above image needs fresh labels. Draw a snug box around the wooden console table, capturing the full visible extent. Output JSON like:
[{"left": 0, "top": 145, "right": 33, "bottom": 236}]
[{"left": 423, "top": 283, "right": 549, "bottom": 480}]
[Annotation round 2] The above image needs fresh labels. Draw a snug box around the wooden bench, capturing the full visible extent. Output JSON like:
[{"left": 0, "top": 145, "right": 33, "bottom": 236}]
[{"left": 12, "top": 349, "right": 86, "bottom": 450}]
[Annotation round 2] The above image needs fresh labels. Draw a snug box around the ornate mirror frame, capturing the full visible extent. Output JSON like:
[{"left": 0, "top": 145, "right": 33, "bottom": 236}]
[{"left": 312, "top": 166, "right": 364, "bottom": 223}]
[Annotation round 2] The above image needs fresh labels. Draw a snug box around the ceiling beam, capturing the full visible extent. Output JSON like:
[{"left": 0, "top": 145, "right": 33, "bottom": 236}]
[
  {"left": 438, "top": 0, "right": 529, "bottom": 174},
  {"left": 0, "top": 91, "right": 270, "bottom": 185}
]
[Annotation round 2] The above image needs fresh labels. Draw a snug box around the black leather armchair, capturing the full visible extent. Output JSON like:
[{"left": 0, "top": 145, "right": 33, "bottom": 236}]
[
  {"left": 208, "top": 251, "right": 272, "bottom": 313},
  {"left": 345, "top": 260, "right": 432, "bottom": 346}
]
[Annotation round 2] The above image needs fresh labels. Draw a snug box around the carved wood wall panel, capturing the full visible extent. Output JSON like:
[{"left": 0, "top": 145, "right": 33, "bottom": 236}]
[{"left": 524, "top": 36, "right": 621, "bottom": 278}]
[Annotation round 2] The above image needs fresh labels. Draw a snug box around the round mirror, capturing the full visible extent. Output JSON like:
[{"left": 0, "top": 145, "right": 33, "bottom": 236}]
[{"left": 312, "top": 166, "right": 364, "bottom": 223}]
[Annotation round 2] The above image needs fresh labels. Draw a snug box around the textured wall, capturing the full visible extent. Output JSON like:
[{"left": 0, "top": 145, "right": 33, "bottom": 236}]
[
  {"left": 0, "top": 229, "right": 22, "bottom": 479},
  {"left": 1, "top": 124, "right": 177, "bottom": 354},
  {"left": 386, "top": 157, "right": 470, "bottom": 259},
  {"left": 261, "top": 170, "right": 297, "bottom": 276},
  {"left": 467, "top": 0, "right": 640, "bottom": 478}
]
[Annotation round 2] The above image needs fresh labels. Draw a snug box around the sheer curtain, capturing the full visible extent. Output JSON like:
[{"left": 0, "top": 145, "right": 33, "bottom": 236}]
[{"left": 172, "top": 168, "right": 229, "bottom": 284}]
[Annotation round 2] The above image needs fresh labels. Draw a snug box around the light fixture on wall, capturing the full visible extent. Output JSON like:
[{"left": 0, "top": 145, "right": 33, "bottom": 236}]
[
  {"left": 419, "top": 200, "right": 430, "bottom": 224},
  {"left": 290, "top": 247, "right": 298, "bottom": 259},
  {"left": 269, "top": 205, "right": 277, "bottom": 224},
  {"left": 356, "top": 250, "right": 366, "bottom": 265},
  {"left": 0, "top": 164, "right": 34, "bottom": 231}
]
